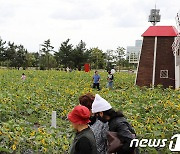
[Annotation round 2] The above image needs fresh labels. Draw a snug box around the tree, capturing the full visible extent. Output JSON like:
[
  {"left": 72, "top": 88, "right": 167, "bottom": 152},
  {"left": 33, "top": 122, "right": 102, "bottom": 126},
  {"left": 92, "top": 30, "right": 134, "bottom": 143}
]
[
  {"left": 25, "top": 52, "right": 40, "bottom": 68},
  {"left": 15, "top": 45, "right": 28, "bottom": 69},
  {"left": 0, "top": 38, "right": 7, "bottom": 62},
  {"left": 89, "top": 47, "right": 106, "bottom": 69},
  {"left": 105, "top": 49, "right": 115, "bottom": 71},
  {"left": 48, "top": 55, "right": 57, "bottom": 68},
  {"left": 72, "top": 40, "right": 89, "bottom": 70},
  {"left": 32, "top": 52, "right": 40, "bottom": 67},
  {"left": 40, "top": 39, "right": 54, "bottom": 69},
  {"left": 5, "top": 42, "right": 17, "bottom": 67},
  {"left": 54, "top": 39, "right": 73, "bottom": 68},
  {"left": 115, "top": 46, "right": 125, "bottom": 71},
  {"left": 2, "top": 42, "right": 28, "bottom": 69}
]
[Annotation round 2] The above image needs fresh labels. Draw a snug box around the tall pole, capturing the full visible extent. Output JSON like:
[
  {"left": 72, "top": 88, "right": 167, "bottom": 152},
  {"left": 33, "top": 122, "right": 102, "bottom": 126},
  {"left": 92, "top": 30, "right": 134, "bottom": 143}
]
[{"left": 152, "top": 37, "right": 157, "bottom": 88}]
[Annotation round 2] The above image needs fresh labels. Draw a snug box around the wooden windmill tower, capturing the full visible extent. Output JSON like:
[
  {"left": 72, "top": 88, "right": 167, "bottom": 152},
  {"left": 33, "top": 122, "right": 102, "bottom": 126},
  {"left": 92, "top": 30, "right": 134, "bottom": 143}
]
[{"left": 136, "top": 9, "right": 179, "bottom": 88}]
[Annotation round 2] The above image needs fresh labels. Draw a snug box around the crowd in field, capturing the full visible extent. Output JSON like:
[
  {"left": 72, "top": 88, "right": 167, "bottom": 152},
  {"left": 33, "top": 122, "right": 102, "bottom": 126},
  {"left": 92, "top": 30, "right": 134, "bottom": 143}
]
[{"left": 68, "top": 93, "right": 139, "bottom": 154}]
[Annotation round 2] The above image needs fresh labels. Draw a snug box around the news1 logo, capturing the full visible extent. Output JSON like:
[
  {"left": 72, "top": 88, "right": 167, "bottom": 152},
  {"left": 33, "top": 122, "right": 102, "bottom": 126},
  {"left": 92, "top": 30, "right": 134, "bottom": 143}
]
[
  {"left": 169, "top": 134, "right": 180, "bottom": 151},
  {"left": 130, "top": 134, "right": 180, "bottom": 152}
]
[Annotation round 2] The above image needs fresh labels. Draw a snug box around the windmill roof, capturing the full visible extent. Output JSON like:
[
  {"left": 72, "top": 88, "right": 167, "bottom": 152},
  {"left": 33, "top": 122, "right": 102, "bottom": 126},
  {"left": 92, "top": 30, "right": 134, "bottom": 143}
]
[{"left": 142, "top": 26, "right": 178, "bottom": 36}]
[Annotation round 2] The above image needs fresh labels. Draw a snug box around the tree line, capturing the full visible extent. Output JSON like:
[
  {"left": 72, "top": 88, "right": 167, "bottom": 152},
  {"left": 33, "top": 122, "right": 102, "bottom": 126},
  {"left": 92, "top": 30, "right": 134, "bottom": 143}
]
[{"left": 0, "top": 37, "right": 134, "bottom": 70}]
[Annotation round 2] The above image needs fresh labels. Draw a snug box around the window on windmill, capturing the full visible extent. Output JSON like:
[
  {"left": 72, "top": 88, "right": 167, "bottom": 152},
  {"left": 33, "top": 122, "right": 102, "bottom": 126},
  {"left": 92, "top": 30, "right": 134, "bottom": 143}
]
[{"left": 160, "top": 70, "right": 168, "bottom": 78}]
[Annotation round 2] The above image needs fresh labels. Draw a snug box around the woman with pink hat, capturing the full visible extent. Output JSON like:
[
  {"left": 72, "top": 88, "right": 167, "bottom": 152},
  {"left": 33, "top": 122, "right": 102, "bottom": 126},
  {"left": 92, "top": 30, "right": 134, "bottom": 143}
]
[{"left": 68, "top": 105, "right": 97, "bottom": 154}]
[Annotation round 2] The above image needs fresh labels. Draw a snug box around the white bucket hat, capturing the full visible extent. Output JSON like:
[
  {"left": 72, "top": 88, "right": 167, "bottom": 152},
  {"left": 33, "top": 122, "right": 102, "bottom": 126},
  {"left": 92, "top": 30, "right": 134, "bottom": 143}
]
[{"left": 92, "top": 94, "right": 112, "bottom": 113}]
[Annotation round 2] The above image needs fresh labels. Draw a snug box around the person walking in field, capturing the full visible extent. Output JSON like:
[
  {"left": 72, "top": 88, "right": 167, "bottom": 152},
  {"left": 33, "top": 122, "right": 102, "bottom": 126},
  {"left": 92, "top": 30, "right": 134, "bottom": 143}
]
[
  {"left": 93, "top": 71, "right": 100, "bottom": 90},
  {"left": 107, "top": 71, "right": 114, "bottom": 89},
  {"left": 92, "top": 94, "right": 139, "bottom": 154},
  {"left": 79, "top": 93, "right": 108, "bottom": 154},
  {"left": 68, "top": 105, "right": 97, "bottom": 154}
]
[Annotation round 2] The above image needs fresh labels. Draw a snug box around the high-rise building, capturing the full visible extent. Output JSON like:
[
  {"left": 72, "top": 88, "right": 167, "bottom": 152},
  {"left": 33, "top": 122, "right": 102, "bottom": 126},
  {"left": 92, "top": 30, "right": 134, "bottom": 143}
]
[{"left": 126, "top": 40, "right": 142, "bottom": 63}]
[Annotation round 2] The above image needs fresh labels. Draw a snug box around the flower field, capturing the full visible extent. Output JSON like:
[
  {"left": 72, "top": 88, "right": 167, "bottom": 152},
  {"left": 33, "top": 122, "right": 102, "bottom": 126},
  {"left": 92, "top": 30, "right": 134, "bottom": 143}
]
[{"left": 0, "top": 69, "right": 179, "bottom": 154}]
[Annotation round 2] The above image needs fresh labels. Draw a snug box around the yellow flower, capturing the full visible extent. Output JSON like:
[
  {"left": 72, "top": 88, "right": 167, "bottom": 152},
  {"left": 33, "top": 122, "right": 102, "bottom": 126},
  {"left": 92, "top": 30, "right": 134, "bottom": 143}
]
[
  {"left": 30, "top": 131, "right": 35, "bottom": 136},
  {"left": 41, "top": 139, "right": 45, "bottom": 145},
  {"left": 43, "top": 147, "right": 47, "bottom": 152},
  {"left": 38, "top": 128, "right": 45, "bottom": 134},
  {"left": 146, "top": 118, "right": 150, "bottom": 124},
  {"left": 12, "top": 144, "right": 16, "bottom": 150},
  {"left": 8, "top": 135, "right": 12, "bottom": 141}
]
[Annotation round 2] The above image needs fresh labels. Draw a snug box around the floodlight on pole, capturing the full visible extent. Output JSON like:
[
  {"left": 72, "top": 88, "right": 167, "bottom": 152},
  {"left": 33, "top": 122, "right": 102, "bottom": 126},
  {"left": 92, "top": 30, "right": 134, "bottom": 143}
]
[{"left": 148, "top": 6, "right": 161, "bottom": 26}]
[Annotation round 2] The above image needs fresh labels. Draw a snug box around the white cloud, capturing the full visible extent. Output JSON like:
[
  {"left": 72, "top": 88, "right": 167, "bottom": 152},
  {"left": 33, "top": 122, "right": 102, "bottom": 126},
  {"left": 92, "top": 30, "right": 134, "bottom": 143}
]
[
  {"left": 0, "top": 0, "right": 180, "bottom": 52},
  {"left": 0, "top": 3, "right": 15, "bottom": 23},
  {"left": 50, "top": 3, "right": 103, "bottom": 20}
]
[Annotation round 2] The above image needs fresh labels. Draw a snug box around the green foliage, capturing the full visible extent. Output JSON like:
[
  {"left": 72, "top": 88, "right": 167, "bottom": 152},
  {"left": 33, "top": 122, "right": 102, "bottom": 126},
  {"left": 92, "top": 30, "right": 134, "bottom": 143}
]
[
  {"left": 89, "top": 47, "right": 106, "bottom": 69},
  {"left": 0, "top": 70, "right": 179, "bottom": 153},
  {"left": 15, "top": 45, "right": 28, "bottom": 69},
  {"left": 0, "top": 38, "right": 7, "bottom": 62},
  {"left": 0, "top": 37, "right": 136, "bottom": 70},
  {"left": 25, "top": 52, "right": 40, "bottom": 67},
  {"left": 54, "top": 39, "right": 73, "bottom": 68},
  {"left": 41, "top": 39, "right": 54, "bottom": 55},
  {"left": 115, "top": 46, "right": 125, "bottom": 71},
  {"left": 72, "top": 40, "right": 89, "bottom": 70},
  {"left": 40, "top": 39, "right": 55, "bottom": 70}
]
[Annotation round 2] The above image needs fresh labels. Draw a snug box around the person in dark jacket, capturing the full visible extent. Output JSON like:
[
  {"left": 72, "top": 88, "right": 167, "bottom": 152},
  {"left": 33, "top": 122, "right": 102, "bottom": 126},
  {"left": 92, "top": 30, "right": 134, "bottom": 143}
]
[
  {"left": 92, "top": 94, "right": 139, "bottom": 154},
  {"left": 68, "top": 105, "right": 97, "bottom": 154}
]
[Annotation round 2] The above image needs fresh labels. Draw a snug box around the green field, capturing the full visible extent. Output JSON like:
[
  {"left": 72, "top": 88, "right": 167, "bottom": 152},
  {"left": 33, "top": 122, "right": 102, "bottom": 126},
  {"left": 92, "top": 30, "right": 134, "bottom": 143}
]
[{"left": 0, "top": 70, "right": 179, "bottom": 153}]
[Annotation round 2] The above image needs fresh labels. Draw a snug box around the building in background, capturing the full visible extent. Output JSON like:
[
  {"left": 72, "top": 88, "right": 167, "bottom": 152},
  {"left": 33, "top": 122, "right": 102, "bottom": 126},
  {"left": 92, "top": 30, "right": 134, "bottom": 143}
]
[{"left": 126, "top": 40, "right": 142, "bottom": 63}]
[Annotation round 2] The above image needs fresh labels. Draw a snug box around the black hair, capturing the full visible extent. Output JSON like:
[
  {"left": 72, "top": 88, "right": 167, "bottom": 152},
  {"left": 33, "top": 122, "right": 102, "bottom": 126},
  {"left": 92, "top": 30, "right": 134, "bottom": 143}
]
[{"left": 103, "top": 108, "right": 124, "bottom": 118}]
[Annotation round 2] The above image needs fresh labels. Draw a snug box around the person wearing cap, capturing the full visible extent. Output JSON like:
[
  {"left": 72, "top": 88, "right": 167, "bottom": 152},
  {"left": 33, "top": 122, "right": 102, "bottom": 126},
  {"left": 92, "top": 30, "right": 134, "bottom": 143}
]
[
  {"left": 92, "top": 94, "right": 139, "bottom": 154},
  {"left": 68, "top": 105, "right": 97, "bottom": 154},
  {"left": 79, "top": 93, "right": 109, "bottom": 154}
]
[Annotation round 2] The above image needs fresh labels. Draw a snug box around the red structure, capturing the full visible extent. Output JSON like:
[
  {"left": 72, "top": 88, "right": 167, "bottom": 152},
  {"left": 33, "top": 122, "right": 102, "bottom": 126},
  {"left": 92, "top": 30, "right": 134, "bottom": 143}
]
[
  {"left": 84, "top": 63, "right": 90, "bottom": 72},
  {"left": 136, "top": 26, "right": 179, "bottom": 88}
]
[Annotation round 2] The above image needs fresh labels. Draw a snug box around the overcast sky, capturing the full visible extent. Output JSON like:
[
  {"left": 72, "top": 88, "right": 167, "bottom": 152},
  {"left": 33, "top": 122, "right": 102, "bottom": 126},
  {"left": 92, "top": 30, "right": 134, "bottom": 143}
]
[{"left": 0, "top": 0, "right": 180, "bottom": 53}]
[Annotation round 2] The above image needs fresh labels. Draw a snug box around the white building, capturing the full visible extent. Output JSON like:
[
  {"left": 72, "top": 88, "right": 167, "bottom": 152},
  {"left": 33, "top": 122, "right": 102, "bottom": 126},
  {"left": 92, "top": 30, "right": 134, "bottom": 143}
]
[{"left": 127, "top": 40, "right": 142, "bottom": 63}]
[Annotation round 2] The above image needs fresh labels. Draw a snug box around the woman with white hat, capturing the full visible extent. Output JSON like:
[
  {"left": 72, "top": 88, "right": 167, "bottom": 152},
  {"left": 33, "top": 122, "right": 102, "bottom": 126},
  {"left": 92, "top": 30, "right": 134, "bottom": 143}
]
[
  {"left": 92, "top": 94, "right": 138, "bottom": 154},
  {"left": 79, "top": 93, "right": 109, "bottom": 154}
]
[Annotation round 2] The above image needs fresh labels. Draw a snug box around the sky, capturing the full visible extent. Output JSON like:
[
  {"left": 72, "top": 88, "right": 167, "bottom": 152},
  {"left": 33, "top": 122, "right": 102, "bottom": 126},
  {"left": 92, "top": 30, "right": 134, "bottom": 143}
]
[{"left": 0, "top": 0, "right": 180, "bottom": 53}]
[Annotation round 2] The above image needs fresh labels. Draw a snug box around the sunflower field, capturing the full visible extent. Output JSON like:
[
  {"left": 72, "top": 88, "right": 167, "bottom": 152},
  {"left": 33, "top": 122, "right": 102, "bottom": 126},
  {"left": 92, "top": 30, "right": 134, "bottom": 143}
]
[{"left": 0, "top": 69, "right": 179, "bottom": 154}]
